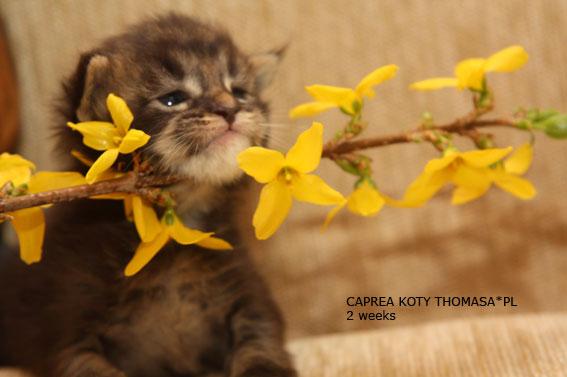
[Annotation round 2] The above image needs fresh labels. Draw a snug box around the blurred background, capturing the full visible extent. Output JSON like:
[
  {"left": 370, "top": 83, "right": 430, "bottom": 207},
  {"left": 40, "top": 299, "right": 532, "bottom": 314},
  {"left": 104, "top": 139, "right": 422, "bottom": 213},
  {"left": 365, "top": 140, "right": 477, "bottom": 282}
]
[{"left": 0, "top": 0, "right": 566, "bottom": 340}]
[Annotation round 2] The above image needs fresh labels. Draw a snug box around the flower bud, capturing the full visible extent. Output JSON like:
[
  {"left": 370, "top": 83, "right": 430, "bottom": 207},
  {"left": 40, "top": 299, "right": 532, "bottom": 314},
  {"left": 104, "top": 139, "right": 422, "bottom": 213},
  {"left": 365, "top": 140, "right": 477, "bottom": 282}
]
[{"left": 542, "top": 114, "right": 567, "bottom": 139}]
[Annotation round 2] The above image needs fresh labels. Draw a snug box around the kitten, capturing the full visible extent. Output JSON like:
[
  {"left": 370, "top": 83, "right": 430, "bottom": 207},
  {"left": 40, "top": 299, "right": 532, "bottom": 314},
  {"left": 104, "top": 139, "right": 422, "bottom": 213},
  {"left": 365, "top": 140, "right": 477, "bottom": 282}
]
[{"left": 0, "top": 13, "right": 296, "bottom": 377}]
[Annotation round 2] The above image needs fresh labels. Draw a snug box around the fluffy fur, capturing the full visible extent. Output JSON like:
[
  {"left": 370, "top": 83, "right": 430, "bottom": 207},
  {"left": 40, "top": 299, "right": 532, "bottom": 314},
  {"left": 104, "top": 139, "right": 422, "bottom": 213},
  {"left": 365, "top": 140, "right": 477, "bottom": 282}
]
[{"left": 0, "top": 13, "right": 295, "bottom": 377}]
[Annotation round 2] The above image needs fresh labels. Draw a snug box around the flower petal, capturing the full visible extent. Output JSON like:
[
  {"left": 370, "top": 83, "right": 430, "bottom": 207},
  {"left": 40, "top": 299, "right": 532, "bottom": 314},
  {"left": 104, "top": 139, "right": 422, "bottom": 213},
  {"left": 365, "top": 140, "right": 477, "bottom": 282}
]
[
  {"left": 402, "top": 169, "right": 452, "bottom": 206},
  {"left": 451, "top": 165, "right": 492, "bottom": 190},
  {"left": 197, "top": 237, "right": 233, "bottom": 250},
  {"left": 291, "top": 174, "right": 344, "bottom": 205},
  {"left": 124, "top": 230, "right": 169, "bottom": 276},
  {"left": 289, "top": 102, "right": 338, "bottom": 119},
  {"left": 460, "top": 147, "right": 512, "bottom": 168},
  {"left": 305, "top": 85, "right": 357, "bottom": 108},
  {"left": 493, "top": 173, "right": 536, "bottom": 200},
  {"left": 168, "top": 216, "right": 213, "bottom": 245},
  {"left": 322, "top": 200, "right": 347, "bottom": 229},
  {"left": 0, "top": 153, "right": 35, "bottom": 171},
  {"left": 285, "top": 122, "right": 323, "bottom": 173},
  {"left": 252, "top": 180, "right": 292, "bottom": 240},
  {"left": 131, "top": 196, "right": 161, "bottom": 243},
  {"left": 504, "top": 144, "right": 533, "bottom": 175},
  {"left": 67, "top": 121, "right": 119, "bottom": 151},
  {"left": 107, "top": 93, "right": 134, "bottom": 135},
  {"left": 10, "top": 207, "right": 45, "bottom": 264},
  {"left": 71, "top": 150, "right": 95, "bottom": 166},
  {"left": 424, "top": 153, "right": 458, "bottom": 174},
  {"left": 28, "top": 172, "right": 86, "bottom": 193},
  {"left": 455, "top": 58, "right": 486, "bottom": 90},
  {"left": 237, "top": 147, "right": 285, "bottom": 183},
  {"left": 355, "top": 64, "right": 399, "bottom": 98},
  {"left": 485, "top": 45, "right": 529, "bottom": 73},
  {"left": 86, "top": 148, "right": 120, "bottom": 184},
  {"left": 123, "top": 195, "right": 134, "bottom": 220},
  {"left": 118, "top": 129, "right": 151, "bottom": 154},
  {"left": 346, "top": 182, "right": 386, "bottom": 216},
  {"left": 451, "top": 184, "right": 491, "bottom": 205},
  {"left": 410, "top": 78, "right": 459, "bottom": 91}
]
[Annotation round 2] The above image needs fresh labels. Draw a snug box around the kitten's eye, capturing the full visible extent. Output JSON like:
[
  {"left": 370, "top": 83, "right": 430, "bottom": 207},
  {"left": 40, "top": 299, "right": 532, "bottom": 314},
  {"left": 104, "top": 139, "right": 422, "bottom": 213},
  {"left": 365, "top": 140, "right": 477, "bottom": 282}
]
[
  {"left": 157, "top": 90, "right": 188, "bottom": 107},
  {"left": 231, "top": 87, "right": 249, "bottom": 102}
]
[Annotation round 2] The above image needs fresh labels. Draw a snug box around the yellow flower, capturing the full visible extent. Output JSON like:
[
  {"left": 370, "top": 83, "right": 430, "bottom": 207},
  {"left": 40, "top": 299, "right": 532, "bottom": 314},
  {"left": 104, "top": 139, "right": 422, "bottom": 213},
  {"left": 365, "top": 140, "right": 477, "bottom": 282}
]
[
  {"left": 402, "top": 145, "right": 535, "bottom": 206},
  {"left": 0, "top": 153, "right": 85, "bottom": 264},
  {"left": 237, "top": 122, "right": 344, "bottom": 239},
  {"left": 67, "top": 93, "right": 150, "bottom": 183},
  {"left": 289, "top": 64, "right": 399, "bottom": 118},
  {"left": 324, "top": 181, "right": 386, "bottom": 227},
  {"left": 124, "top": 210, "right": 232, "bottom": 276},
  {"left": 0, "top": 153, "right": 35, "bottom": 188},
  {"left": 453, "top": 143, "right": 536, "bottom": 204},
  {"left": 410, "top": 46, "right": 528, "bottom": 91}
]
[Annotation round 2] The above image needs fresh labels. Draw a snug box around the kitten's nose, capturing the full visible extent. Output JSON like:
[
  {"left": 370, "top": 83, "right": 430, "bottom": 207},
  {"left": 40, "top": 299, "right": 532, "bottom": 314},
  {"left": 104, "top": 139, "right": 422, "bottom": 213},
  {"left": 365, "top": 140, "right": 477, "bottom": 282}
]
[
  {"left": 210, "top": 91, "right": 239, "bottom": 124},
  {"left": 213, "top": 105, "right": 237, "bottom": 124}
]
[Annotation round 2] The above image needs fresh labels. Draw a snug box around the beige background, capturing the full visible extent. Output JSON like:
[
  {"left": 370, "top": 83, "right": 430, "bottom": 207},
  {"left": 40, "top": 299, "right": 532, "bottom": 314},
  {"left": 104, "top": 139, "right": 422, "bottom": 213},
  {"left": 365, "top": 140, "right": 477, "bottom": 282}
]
[{"left": 1, "top": 0, "right": 566, "bottom": 339}]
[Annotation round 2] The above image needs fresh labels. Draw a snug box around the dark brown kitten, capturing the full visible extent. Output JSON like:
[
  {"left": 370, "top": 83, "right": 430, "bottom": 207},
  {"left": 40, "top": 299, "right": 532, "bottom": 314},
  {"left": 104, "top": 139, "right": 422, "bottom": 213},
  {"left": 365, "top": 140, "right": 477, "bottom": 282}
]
[{"left": 0, "top": 13, "right": 296, "bottom": 377}]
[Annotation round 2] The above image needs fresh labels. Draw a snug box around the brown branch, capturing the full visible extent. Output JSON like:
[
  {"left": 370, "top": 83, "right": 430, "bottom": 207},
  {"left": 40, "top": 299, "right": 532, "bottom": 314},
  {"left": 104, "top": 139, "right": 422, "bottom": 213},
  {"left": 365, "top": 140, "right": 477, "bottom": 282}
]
[
  {"left": 322, "top": 117, "right": 516, "bottom": 158},
  {"left": 0, "top": 173, "right": 181, "bottom": 213}
]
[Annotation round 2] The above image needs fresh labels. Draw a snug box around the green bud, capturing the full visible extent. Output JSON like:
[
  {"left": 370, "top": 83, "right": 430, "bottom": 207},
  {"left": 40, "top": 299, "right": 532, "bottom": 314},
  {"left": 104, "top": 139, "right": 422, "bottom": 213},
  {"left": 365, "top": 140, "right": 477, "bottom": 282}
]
[
  {"left": 336, "top": 159, "right": 360, "bottom": 176},
  {"left": 355, "top": 176, "right": 376, "bottom": 189},
  {"left": 351, "top": 100, "right": 362, "bottom": 115},
  {"left": 516, "top": 119, "right": 531, "bottom": 130},
  {"left": 542, "top": 114, "right": 567, "bottom": 139},
  {"left": 421, "top": 111, "right": 434, "bottom": 128},
  {"left": 476, "top": 90, "right": 492, "bottom": 109},
  {"left": 164, "top": 209, "right": 175, "bottom": 225},
  {"left": 476, "top": 135, "right": 494, "bottom": 149},
  {"left": 339, "top": 107, "right": 354, "bottom": 116},
  {"left": 526, "top": 108, "right": 559, "bottom": 123}
]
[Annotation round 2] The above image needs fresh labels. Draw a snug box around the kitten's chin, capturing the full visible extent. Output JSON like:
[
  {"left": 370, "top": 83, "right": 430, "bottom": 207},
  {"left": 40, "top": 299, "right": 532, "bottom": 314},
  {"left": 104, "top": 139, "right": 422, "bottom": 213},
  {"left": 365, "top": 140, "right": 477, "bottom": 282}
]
[{"left": 176, "top": 134, "right": 251, "bottom": 185}]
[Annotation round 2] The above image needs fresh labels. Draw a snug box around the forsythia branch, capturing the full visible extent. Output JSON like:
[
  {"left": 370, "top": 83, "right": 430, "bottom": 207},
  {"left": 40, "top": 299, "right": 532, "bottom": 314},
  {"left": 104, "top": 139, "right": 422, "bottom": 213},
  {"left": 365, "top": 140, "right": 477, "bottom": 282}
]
[
  {"left": 0, "top": 116, "right": 520, "bottom": 215},
  {"left": 322, "top": 116, "right": 516, "bottom": 158},
  {"left": 0, "top": 173, "right": 181, "bottom": 213}
]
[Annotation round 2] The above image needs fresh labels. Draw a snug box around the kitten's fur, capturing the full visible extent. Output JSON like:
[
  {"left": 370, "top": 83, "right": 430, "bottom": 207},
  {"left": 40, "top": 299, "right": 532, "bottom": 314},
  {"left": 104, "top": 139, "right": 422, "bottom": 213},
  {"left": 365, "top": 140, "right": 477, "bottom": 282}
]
[{"left": 0, "top": 14, "right": 296, "bottom": 377}]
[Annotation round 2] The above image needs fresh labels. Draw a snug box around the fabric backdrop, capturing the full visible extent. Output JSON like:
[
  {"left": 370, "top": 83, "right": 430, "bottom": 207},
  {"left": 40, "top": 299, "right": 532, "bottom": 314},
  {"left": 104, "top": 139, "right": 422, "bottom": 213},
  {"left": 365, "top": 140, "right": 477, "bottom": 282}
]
[{"left": 1, "top": 0, "right": 566, "bottom": 339}]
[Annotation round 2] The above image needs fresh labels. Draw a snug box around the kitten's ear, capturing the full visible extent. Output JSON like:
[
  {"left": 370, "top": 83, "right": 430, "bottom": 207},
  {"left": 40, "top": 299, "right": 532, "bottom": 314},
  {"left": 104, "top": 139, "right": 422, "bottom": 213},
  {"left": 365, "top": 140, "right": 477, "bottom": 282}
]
[
  {"left": 71, "top": 52, "right": 111, "bottom": 122},
  {"left": 250, "top": 45, "right": 287, "bottom": 91}
]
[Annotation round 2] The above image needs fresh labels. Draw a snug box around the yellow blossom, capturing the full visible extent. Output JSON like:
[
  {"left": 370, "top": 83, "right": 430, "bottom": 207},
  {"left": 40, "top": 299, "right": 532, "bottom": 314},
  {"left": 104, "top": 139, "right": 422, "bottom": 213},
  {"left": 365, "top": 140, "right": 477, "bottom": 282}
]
[
  {"left": 0, "top": 153, "right": 35, "bottom": 188},
  {"left": 237, "top": 122, "right": 344, "bottom": 239},
  {"left": 67, "top": 93, "right": 150, "bottom": 183},
  {"left": 410, "top": 46, "right": 528, "bottom": 91},
  {"left": 290, "top": 64, "right": 399, "bottom": 118},
  {"left": 124, "top": 209, "right": 232, "bottom": 276},
  {"left": 324, "top": 181, "right": 386, "bottom": 227},
  {"left": 0, "top": 153, "right": 85, "bottom": 264},
  {"left": 453, "top": 143, "right": 536, "bottom": 204},
  {"left": 402, "top": 145, "right": 535, "bottom": 206}
]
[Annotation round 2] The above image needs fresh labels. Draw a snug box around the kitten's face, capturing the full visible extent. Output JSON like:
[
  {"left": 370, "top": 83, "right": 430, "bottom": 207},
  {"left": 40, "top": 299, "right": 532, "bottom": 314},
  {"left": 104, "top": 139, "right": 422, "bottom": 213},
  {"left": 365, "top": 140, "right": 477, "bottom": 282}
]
[
  {"left": 141, "top": 49, "right": 269, "bottom": 185},
  {"left": 69, "top": 15, "right": 279, "bottom": 185}
]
